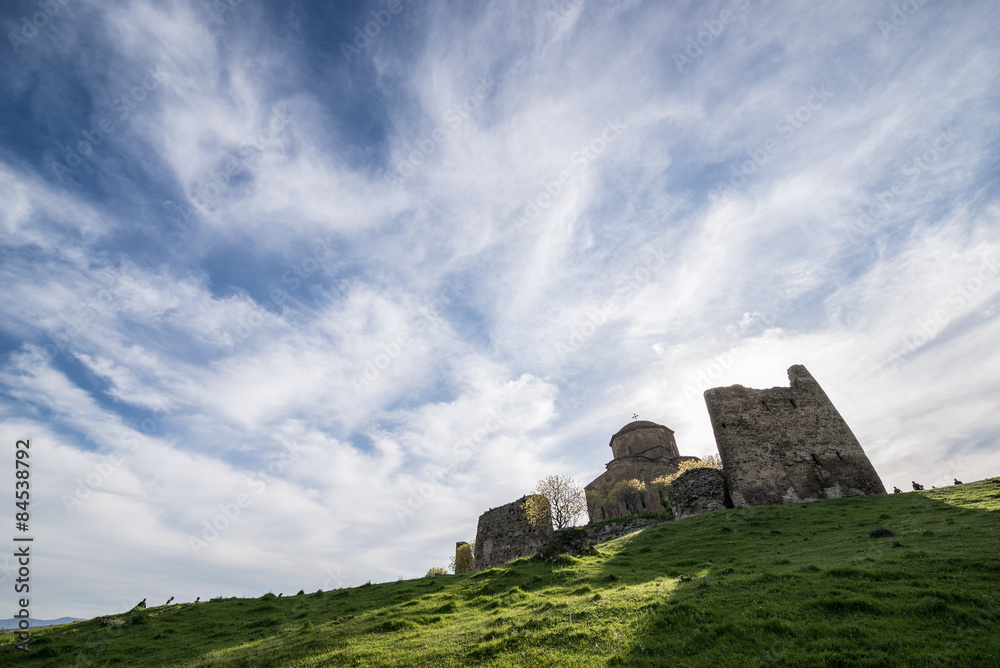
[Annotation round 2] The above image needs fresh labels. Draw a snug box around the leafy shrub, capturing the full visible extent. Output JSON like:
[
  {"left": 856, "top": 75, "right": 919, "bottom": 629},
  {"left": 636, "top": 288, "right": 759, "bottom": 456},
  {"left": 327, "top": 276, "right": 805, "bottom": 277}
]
[
  {"left": 651, "top": 458, "right": 722, "bottom": 493},
  {"left": 426, "top": 566, "right": 448, "bottom": 577},
  {"left": 455, "top": 543, "right": 475, "bottom": 574},
  {"left": 609, "top": 479, "right": 648, "bottom": 515}
]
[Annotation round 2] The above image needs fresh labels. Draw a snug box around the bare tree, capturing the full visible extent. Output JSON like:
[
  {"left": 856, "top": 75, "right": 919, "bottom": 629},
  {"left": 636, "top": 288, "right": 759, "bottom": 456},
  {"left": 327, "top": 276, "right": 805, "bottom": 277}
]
[
  {"left": 530, "top": 475, "right": 587, "bottom": 529},
  {"left": 701, "top": 453, "right": 723, "bottom": 469}
]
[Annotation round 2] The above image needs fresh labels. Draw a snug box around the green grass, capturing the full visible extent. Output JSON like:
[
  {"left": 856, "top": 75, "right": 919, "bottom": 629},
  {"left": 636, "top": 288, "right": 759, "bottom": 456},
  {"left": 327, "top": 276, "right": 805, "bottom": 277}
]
[{"left": 4, "top": 478, "right": 1000, "bottom": 667}]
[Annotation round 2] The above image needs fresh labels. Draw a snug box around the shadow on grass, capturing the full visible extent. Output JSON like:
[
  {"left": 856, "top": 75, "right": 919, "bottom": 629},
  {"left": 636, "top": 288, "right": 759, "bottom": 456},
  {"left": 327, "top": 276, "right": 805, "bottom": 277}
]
[{"left": 594, "top": 481, "right": 1000, "bottom": 667}]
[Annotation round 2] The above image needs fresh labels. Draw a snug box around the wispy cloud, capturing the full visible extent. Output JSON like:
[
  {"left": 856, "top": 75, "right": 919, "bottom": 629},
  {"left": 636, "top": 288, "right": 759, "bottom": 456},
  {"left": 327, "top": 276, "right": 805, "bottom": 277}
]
[{"left": 1, "top": 0, "right": 999, "bottom": 618}]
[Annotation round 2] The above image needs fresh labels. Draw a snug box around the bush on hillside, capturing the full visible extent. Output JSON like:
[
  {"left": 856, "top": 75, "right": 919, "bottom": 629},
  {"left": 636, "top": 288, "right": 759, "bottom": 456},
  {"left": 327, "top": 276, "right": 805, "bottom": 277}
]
[
  {"left": 650, "top": 457, "right": 722, "bottom": 499},
  {"left": 455, "top": 543, "right": 475, "bottom": 573},
  {"left": 609, "top": 479, "right": 647, "bottom": 515}
]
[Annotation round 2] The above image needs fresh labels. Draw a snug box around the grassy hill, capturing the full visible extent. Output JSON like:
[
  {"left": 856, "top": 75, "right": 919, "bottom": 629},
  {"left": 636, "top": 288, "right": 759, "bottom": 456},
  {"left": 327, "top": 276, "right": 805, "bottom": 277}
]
[{"left": 4, "top": 478, "right": 999, "bottom": 667}]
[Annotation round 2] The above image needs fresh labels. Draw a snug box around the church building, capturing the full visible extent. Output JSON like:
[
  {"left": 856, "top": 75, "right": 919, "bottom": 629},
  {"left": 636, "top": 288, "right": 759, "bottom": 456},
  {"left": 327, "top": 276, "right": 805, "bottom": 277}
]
[{"left": 584, "top": 419, "right": 698, "bottom": 520}]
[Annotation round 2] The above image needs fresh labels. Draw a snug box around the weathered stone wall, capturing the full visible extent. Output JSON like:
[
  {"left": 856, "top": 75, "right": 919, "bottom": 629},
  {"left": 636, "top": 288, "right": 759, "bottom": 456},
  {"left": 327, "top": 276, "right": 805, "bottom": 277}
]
[
  {"left": 704, "top": 365, "right": 886, "bottom": 507},
  {"left": 474, "top": 495, "right": 553, "bottom": 570},
  {"left": 586, "top": 516, "right": 670, "bottom": 544},
  {"left": 665, "top": 467, "right": 731, "bottom": 519}
]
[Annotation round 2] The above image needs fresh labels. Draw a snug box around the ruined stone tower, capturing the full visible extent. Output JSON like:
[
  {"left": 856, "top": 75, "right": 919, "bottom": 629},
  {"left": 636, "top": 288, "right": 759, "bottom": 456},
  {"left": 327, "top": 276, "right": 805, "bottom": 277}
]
[
  {"left": 704, "top": 364, "right": 886, "bottom": 506},
  {"left": 473, "top": 495, "right": 553, "bottom": 570}
]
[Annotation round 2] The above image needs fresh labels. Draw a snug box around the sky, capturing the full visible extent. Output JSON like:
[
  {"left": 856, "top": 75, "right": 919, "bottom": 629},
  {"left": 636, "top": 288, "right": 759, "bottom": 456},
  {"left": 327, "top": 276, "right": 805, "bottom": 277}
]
[{"left": 1, "top": 0, "right": 999, "bottom": 620}]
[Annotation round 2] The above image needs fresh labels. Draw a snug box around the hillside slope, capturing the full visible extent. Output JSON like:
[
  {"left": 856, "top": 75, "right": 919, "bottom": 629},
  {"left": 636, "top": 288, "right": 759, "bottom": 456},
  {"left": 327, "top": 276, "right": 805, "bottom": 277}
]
[{"left": 3, "top": 478, "right": 999, "bottom": 667}]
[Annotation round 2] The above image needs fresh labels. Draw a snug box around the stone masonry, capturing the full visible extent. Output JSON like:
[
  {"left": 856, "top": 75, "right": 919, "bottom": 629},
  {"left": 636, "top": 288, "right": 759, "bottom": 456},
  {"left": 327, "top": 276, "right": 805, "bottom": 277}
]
[
  {"left": 474, "top": 495, "right": 553, "bottom": 570},
  {"left": 665, "top": 467, "right": 731, "bottom": 519},
  {"left": 704, "top": 364, "right": 886, "bottom": 506},
  {"left": 585, "top": 420, "right": 698, "bottom": 520}
]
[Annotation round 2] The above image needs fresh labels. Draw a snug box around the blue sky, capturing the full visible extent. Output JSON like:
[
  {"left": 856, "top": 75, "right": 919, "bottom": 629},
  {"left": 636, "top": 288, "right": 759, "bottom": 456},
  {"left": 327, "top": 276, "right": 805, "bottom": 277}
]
[{"left": 1, "top": 0, "right": 999, "bottom": 619}]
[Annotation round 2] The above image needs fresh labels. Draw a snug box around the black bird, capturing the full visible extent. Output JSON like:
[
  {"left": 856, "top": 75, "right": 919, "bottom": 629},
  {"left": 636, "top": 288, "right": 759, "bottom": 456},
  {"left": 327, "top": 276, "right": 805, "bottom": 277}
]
[{"left": 954, "top": 478, "right": 963, "bottom": 485}]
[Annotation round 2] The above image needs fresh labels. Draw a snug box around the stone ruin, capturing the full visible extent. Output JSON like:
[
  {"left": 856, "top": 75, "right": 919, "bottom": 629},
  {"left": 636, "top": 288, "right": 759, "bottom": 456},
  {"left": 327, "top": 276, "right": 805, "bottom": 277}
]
[
  {"left": 584, "top": 420, "right": 698, "bottom": 520},
  {"left": 665, "top": 467, "right": 731, "bottom": 519},
  {"left": 461, "top": 363, "right": 886, "bottom": 569},
  {"left": 704, "top": 364, "right": 886, "bottom": 506},
  {"left": 473, "top": 495, "right": 553, "bottom": 570}
]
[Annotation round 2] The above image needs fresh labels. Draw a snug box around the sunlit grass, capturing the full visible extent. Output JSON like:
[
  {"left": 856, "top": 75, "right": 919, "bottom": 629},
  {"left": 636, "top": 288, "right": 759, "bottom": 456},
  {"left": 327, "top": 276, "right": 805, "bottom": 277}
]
[{"left": 3, "top": 477, "right": 999, "bottom": 667}]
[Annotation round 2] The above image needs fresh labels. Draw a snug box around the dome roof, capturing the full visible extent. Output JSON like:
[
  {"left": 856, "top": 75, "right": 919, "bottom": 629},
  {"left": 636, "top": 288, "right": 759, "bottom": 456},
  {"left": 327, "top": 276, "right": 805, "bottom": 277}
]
[{"left": 611, "top": 420, "right": 672, "bottom": 438}]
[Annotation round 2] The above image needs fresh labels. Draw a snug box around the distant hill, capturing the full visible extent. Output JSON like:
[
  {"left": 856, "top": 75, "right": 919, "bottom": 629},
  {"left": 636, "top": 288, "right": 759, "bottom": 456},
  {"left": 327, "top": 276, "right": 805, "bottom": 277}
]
[
  {"left": 1, "top": 478, "right": 998, "bottom": 666},
  {"left": 0, "top": 617, "right": 80, "bottom": 630}
]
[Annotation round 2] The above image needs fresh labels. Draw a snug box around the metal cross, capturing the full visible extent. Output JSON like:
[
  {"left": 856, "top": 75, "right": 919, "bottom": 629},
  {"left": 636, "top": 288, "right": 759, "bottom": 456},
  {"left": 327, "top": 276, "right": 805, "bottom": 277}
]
[{"left": 632, "top": 413, "right": 638, "bottom": 420}]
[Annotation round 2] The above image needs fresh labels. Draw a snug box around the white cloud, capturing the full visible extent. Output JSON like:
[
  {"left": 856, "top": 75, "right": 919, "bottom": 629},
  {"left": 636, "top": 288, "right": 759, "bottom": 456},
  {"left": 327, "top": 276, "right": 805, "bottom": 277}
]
[{"left": 2, "top": 0, "right": 999, "bottom": 618}]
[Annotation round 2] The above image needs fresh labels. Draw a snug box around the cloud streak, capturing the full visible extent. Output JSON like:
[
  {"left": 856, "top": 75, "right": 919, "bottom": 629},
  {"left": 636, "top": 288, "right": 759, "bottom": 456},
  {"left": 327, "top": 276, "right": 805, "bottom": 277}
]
[{"left": 1, "top": 0, "right": 999, "bottom": 618}]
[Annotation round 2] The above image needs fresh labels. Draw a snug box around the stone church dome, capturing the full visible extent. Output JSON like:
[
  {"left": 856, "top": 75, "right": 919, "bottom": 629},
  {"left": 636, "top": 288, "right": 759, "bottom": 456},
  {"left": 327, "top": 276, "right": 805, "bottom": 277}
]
[
  {"left": 609, "top": 420, "right": 679, "bottom": 460},
  {"left": 585, "top": 417, "right": 691, "bottom": 521},
  {"left": 611, "top": 420, "right": 670, "bottom": 438}
]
